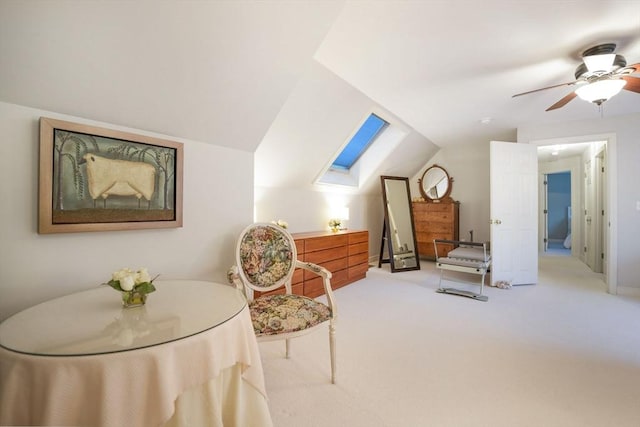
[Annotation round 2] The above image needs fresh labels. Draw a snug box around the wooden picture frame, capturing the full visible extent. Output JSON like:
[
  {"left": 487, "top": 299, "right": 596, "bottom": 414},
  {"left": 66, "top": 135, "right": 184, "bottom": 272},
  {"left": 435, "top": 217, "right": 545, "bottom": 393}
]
[{"left": 38, "top": 117, "right": 183, "bottom": 234}]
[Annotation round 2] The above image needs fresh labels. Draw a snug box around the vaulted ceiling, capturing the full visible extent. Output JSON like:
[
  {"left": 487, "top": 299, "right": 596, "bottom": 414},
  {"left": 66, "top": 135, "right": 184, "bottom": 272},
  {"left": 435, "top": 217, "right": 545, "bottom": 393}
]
[
  {"left": 1, "top": 1, "right": 639, "bottom": 191},
  {"left": 315, "top": 1, "right": 640, "bottom": 148},
  {"left": 0, "top": 1, "right": 344, "bottom": 152}
]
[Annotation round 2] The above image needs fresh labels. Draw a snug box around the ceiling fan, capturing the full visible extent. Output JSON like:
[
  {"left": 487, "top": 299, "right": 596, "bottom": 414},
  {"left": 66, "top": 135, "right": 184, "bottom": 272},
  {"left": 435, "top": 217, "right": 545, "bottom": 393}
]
[{"left": 513, "top": 43, "right": 640, "bottom": 111}]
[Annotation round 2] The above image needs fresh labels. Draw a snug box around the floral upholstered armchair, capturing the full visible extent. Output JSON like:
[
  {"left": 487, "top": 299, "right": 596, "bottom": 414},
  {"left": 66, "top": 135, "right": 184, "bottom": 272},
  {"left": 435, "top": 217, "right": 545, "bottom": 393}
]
[{"left": 227, "top": 223, "right": 337, "bottom": 383}]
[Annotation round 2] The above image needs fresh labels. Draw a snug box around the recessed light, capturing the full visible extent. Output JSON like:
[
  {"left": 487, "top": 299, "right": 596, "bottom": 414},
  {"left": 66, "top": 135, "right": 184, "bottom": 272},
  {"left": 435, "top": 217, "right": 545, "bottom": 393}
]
[{"left": 480, "top": 117, "right": 492, "bottom": 125}]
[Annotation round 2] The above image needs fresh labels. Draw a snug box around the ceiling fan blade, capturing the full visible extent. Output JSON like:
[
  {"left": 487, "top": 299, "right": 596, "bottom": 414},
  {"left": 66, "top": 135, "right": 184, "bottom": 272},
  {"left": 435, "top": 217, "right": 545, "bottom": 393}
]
[
  {"left": 616, "top": 62, "right": 640, "bottom": 76},
  {"left": 622, "top": 76, "right": 640, "bottom": 93},
  {"left": 625, "top": 62, "right": 639, "bottom": 72},
  {"left": 546, "top": 92, "right": 577, "bottom": 111},
  {"left": 512, "top": 81, "right": 577, "bottom": 98}
]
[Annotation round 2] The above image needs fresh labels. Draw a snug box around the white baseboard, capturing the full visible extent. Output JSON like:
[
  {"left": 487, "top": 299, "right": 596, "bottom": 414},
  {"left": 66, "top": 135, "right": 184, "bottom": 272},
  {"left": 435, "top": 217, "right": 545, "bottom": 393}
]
[{"left": 615, "top": 286, "right": 640, "bottom": 297}]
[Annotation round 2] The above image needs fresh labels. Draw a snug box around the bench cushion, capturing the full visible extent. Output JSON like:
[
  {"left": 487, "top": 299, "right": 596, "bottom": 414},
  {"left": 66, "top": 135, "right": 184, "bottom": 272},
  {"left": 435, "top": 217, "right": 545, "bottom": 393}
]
[{"left": 447, "top": 246, "right": 490, "bottom": 262}]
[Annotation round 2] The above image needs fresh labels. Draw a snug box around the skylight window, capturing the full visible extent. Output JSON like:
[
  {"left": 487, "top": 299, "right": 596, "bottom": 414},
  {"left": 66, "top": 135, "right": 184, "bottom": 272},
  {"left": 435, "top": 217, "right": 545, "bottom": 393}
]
[{"left": 331, "top": 113, "right": 389, "bottom": 171}]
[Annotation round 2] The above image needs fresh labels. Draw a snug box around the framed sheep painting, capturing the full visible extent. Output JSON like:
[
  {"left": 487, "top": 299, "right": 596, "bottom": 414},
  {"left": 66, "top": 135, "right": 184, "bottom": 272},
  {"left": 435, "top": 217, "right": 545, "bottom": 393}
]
[{"left": 38, "top": 117, "right": 184, "bottom": 233}]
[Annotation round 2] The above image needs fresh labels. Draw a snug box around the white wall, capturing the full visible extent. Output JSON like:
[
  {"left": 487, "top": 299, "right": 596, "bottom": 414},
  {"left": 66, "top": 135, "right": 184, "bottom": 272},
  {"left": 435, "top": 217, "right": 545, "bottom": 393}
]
[
  {"left": 254, "top": 61, "right": 439, "bottom": 259},
  {"left": 255, "top": 62, "right": 439, "bottom": 193},
  {"left": 255, "top": 186, "right": 366, "bottom": 232},
  {"left": 410, "top": 141, "right": 491, "bottom": 243},
  {"left": 254, "top": 186, "right": 382, "bottom": 262},
  {"left": 518, "top": 113, "right": 640, "bottom": 294},
  {"left": 0, "top": 102, "right": 254, "bottom": 320}
]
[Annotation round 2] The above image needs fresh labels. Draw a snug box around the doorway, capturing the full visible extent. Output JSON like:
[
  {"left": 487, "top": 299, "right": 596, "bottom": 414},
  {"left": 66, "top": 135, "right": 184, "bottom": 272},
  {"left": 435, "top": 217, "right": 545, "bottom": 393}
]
[
  {"left": 536, "top": 139, "right": 611, "bottom": 284},
  {"left": 544, "top": 171, "right": 571, "bottom": 256}
]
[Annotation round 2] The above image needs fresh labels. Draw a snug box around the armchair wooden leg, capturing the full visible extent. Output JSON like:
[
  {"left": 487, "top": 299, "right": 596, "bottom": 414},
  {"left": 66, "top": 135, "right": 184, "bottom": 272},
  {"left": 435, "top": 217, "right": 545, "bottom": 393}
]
[
  {"left": 285, "top": 338, "right": 290, "bottom": 359},
  {"left": 329, "top": 321, "right": 336, "bottom": 384}
]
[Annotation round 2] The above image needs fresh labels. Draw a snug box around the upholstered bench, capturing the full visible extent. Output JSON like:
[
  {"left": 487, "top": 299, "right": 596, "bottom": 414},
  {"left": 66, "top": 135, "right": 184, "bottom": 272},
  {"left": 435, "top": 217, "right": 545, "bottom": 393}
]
[{"left": 433, "top": 240, "right": 491, "bottom": 302}]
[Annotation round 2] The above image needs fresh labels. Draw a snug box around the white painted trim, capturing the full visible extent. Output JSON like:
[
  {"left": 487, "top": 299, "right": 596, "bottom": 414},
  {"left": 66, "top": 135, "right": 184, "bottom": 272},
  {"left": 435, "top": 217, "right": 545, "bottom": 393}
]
[
  {"left": 606, "top": 134, "right": 618, "bottom": 295},
  {"left": 538, "top": 157, "right": 581, "bottom": 259},
  {"left": 616, "top": 286, "right": 640, "bottom": 298}
]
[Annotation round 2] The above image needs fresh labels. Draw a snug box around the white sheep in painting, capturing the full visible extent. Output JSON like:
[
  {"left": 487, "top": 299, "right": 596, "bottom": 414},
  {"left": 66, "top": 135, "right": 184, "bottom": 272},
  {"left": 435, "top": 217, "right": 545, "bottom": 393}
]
[{"left": 83, "top": 154, "right": 156, "bottom": 205}]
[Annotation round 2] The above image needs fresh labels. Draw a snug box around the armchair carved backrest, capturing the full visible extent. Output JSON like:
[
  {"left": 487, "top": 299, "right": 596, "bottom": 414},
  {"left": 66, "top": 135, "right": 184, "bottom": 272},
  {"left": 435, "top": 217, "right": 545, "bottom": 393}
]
[
  {"left": 228, "top": 223, "right": 338, "bottom": 383},
  {"left": 234, "top": 222, "right": 297, "bottom": 298}
]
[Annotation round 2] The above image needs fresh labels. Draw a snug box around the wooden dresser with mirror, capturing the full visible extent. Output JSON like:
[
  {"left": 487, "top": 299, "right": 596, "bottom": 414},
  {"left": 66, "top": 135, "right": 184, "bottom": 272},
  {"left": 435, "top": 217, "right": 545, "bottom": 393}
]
[{"left": 412, "top": 164, "right": 459, "bottom": 260}]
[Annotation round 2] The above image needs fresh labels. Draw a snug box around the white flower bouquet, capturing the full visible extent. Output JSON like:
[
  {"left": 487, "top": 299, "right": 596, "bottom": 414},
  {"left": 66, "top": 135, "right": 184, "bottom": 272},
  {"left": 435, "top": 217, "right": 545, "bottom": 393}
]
[{"left": 105, "top": 267, "right": 157, "bottom": 307}]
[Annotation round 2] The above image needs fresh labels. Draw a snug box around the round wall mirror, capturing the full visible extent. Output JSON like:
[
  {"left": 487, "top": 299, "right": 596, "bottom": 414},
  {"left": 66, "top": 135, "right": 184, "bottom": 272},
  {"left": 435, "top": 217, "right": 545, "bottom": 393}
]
[{"left": 418, "top": 164, "right": 453, "bottom": 201}]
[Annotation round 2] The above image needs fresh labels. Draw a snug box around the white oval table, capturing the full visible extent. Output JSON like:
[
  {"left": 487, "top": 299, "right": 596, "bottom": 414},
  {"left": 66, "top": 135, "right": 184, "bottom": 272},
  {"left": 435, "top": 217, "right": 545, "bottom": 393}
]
[{"left": 0, "top": 280, "right": 273, "bottom": 427}]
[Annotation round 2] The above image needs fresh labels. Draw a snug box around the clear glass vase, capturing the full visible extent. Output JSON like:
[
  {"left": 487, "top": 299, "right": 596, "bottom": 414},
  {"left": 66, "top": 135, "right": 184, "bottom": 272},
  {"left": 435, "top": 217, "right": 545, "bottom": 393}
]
[{"left": 121, "top": 291, "right": 147, "bottom": 308}]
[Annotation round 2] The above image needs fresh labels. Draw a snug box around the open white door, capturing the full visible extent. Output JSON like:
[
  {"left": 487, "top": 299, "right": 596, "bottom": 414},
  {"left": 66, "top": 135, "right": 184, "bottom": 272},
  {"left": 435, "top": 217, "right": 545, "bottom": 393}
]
[{"left": 490, "top": 141, "right": 538, "bottom": 285}]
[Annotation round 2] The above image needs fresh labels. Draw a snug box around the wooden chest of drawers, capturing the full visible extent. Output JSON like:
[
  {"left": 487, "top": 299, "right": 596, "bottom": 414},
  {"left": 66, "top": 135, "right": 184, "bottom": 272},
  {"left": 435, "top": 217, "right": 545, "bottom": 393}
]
[
  {"left": 257, "top": 230, "right": 369, "bottom": 298},
  {"left": 412, "top": 201, "right": 459, "bottom": 260}
]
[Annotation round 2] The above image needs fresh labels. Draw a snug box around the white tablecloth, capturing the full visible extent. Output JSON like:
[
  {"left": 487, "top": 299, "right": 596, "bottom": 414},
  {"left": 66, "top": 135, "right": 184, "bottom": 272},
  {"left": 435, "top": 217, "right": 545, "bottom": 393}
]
[{"left": 0, "top": 282, "right": 272, "bottom": 427}]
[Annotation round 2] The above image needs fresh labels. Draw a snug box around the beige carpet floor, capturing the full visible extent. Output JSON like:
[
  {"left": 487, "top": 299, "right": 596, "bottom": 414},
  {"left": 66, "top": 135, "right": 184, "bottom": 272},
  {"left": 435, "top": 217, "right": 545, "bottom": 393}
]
[{"left": 259, "top": 255, "right": 640, "bottom": 427}]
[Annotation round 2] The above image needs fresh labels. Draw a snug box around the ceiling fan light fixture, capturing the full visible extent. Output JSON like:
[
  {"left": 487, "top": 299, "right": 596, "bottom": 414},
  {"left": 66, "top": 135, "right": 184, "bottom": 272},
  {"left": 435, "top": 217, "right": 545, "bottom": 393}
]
[
  {"left": 575, "top": 79, "right": 627, "bottom": 105},
  {"left": 583, "top": 53, "right": 615, "bottom": 73}
]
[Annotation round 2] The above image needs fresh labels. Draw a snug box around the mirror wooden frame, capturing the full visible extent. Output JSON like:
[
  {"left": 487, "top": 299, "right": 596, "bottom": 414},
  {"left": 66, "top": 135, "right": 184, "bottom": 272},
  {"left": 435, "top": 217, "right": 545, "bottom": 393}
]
[
  {"left": 418, "top": 164, "right": 453, "bottom": 202},
  {"left": 379, "top": 176, "right": 421, "bottom": 272}
]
